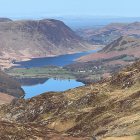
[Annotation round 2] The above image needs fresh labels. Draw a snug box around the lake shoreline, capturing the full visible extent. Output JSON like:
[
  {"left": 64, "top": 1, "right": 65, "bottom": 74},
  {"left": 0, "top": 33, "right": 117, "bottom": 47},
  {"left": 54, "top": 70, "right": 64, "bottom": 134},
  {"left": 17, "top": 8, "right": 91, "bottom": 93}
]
[
  {"left": 12, "top": 48, "right": 100, "bottom": 68},
  {"left": 14, "top": 46, "right": 101, "bottom": 64},
  {"left": 5, "top": 49, "right": 100, "bottom": 98},
  {"left": 22, "top": 78, "right": 85, "bottom": 99}
]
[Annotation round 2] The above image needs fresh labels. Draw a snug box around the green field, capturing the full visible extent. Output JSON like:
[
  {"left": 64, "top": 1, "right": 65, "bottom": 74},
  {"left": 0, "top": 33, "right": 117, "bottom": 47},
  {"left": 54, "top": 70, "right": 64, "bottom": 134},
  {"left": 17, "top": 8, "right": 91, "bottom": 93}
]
[
  {"left": 6, "top": 66, "right": 75, "bottom": 79},
  {"left": 6, "top": 65, "right": 103, "bottom": 84}
]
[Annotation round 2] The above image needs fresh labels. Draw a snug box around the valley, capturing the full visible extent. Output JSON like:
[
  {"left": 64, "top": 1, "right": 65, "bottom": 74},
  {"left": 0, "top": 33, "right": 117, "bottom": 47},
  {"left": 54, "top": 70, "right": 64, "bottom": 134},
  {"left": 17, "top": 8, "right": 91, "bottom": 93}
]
[
  {"left": 5, "top": 50, "right": 101, "bottom": 81},
  {"left": 0, "top": 60, "right": 140, "bottom": 140},
  {"left": 5, "top": 32, "right": 140, "bottom": 99},
  {"left": 71, "top": 36, "right": 140, "bottom": 79},
  {"left": 0, "top": 17, "right": 140, "bottom": 140},
  {"left": 0, "top": 18, "right": 96, "bottom": 69},
  {"left": 6, "top": 66, "right": 75, "bottom": 79},
  {"left": 0, "top": 0, "right": 140, "bottom": 139}
]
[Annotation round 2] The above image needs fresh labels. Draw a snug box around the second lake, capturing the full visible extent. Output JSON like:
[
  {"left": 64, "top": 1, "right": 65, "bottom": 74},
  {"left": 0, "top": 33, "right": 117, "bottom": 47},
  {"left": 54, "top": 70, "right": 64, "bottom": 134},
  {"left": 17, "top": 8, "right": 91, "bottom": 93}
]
[{"left": 22, "top": 78, "right": 84, "bottom": 99}]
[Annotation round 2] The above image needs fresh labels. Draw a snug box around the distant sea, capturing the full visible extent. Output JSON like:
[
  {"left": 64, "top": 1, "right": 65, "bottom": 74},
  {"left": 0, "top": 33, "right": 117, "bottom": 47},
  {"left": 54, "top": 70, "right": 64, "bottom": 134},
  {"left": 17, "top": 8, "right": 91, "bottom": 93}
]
[
  {"left": 60, "top": 17, "right": 140, "bottom": 30},
  {"left": 11, "top": 16, "right": 140, "bottom": 30}
]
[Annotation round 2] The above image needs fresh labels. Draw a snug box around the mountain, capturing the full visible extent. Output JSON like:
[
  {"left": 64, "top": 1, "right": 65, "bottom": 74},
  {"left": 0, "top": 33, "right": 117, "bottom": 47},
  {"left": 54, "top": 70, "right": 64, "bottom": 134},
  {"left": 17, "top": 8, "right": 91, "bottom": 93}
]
[
  {"left": 0, "top": 18, "right": 94, "bottom": 69},
  {"left": 0, "top": 18, "right": 12, "bottom": 22},
  {"left": 100, "top": 36, "right": 140, "bottom": 52},
  {"left": 63, "top": 36, "right": 140, "bottom": 82},
  {"left": 0, "top": 60, "right": 140, "bottom": 139},
  {"left": 77, "top": 22, "right": 140, "bottom": 45},
  {"left": 78, "top": 36, "right": 140, "bottom": 63},
  {"left": 0, "top": 69, "right": 24, "bottom": 104}
]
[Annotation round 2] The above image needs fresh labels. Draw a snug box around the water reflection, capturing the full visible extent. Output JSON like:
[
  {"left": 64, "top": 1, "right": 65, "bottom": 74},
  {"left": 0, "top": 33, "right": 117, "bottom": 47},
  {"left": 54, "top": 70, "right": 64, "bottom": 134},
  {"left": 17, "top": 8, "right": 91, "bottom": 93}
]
[{"left": 22, "top": 78, "right": 84, "bottom": 99}]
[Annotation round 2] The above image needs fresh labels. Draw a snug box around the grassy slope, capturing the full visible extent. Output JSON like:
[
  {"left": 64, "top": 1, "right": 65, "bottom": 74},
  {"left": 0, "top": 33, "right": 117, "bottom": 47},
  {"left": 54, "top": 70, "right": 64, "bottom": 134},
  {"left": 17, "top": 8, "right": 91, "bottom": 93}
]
[{"left": 1, "top": 61, "right": 140, "bottom": 139}]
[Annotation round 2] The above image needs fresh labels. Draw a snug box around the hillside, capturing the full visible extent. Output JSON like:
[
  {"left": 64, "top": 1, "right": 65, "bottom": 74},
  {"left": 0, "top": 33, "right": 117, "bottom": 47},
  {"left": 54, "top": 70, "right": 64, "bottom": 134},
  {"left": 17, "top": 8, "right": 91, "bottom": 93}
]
[
  {"left": 0, "top": 60, "right": 140, "bottom": 139},
  {"left": 0, "top": 18, "right": 94, "bottom": 69},
  {"left": 70, "top": 36, "right": 140, "bottom": 81},
  {"left": 77, "top": 22, "right": 140, "bottom": 45},
  {"left": 0, "top": 69, "right": 24, "bottom": 104},
  {"left": 78, "top": 36, "right": 140, "bottom": 62},
  {"left": 0, "top": 121, "right": 88, "bottom": 140}
]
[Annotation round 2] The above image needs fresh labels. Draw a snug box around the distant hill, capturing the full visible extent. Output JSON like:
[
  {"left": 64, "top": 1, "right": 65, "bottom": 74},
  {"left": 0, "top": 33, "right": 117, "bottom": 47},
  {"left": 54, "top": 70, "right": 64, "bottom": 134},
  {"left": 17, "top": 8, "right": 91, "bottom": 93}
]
[
  {"left": 77, "top": 22, "right": 140, "bottom": 45},
  {"left": 78, "top": 36, "right": 140, "bottom": 62},
  {"left": 0, "top": 18, "right": 93, "bottom": 68},
  {"left": 64, "top": 36, "right": 140, "bottom": 81},
  {"left": 0, "top": 18, "right": 12, "bottom": 22},
  {"left": 101, "top": 36, "right": 140, "bottom": 53}
]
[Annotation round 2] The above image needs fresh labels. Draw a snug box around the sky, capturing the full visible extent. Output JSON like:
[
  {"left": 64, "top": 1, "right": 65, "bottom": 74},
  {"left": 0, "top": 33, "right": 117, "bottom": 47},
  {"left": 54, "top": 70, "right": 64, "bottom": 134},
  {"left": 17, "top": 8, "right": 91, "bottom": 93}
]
[{"left": 0, "top": 0, "right": 140, "bottom": 18}]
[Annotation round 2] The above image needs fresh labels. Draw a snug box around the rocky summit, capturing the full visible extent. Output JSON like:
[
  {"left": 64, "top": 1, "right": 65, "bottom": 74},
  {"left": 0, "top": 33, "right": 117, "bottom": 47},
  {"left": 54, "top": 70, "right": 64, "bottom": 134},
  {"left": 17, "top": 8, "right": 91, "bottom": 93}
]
[{"left": 0, "top": 60, "right": 140, "bottom": 139}]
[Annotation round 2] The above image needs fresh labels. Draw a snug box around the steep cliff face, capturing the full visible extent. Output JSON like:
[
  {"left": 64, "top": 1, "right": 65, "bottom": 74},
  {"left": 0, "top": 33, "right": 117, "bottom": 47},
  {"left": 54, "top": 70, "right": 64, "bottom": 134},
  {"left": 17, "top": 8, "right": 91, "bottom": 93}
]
[
  {"left": 0, "top": 19, "right": 93, "bottom": 68},
  {"left": 0, "top": 61, "right": 140, "bottom": 139}
]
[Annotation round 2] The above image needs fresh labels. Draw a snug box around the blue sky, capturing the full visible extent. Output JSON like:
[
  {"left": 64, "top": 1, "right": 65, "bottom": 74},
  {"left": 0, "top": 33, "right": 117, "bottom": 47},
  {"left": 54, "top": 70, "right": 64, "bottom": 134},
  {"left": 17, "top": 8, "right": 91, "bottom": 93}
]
[{"left": 0, "top": 0, "right": 140, "bottom": 18}]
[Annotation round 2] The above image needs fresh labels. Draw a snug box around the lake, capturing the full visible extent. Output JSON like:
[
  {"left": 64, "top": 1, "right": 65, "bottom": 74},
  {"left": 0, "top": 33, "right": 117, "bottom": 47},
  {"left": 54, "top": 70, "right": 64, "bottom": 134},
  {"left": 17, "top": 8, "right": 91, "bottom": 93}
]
[
  {"left": 22, "top": 78, "right": 84, "bottom": 99},
  {"left": 14, "top": 50, "right": 98, "bottom": 68},
  {"left": 20, "top": 49, "right": 98, "bottom": 98}
]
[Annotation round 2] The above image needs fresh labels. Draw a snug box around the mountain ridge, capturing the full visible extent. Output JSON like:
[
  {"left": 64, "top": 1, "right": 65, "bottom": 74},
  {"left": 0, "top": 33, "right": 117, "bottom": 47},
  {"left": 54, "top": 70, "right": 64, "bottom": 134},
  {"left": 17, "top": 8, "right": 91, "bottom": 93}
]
[
  {"left": 77, "top": 22, "right": 140, "bottom": 45},
  {"left": 77, "top": 36, "right": 140, "bottom": 64}
]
